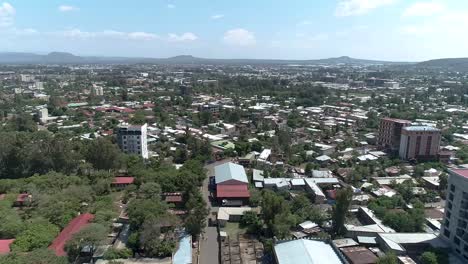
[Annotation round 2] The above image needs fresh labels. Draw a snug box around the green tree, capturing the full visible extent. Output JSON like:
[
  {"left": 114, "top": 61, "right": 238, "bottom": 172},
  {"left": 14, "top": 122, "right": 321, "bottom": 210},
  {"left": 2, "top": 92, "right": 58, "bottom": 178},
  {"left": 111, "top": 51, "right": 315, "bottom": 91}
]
[
  {"left": 0, "top": 248, "right": 67, "bottom": 264},
  {"left": 332, "top": 187, "right": 353, "bottom": 236},
  {"left": 65, "top": 223, "right": 107, "bottom": 262},
  {"left": 420, "top": 252, "right": 438, "bottom": 264},
  {"left": 377, "top": 252, "right": 398, "bottom": 264},
  {"left": 0, "top": 208, "right": 24, "bottom": 239},
  {"left": 184, "top": 191, "right": 208, "bottom": 238},
  {"left": 240, "top": 211, "right": 262, "bottom": 235},
  {"left": 11, "top": 220, "right": 59, "bottom": 252},
  {"left": 84, "top": 138, "right": 123, "bottom": 170},
  {"left": 130, "top": 110, "right": 147, "bottom": 125}
]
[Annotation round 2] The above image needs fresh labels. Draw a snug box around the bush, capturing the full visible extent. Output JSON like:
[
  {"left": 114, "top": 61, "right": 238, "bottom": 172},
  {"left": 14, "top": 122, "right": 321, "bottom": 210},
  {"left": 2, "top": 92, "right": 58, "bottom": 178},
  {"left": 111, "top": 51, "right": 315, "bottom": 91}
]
[{"left": 103, "top": 248, "right": 133, "bottom": 260}]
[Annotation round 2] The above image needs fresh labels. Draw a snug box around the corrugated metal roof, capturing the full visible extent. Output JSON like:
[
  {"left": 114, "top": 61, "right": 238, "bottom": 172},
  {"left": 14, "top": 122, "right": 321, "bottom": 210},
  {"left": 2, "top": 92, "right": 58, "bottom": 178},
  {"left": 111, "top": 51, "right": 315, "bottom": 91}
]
[
  {"left": 173, "top": 235, "right": 192, "bottom": 264},
  {"left": 275, "top": 239, "right": 344, "bottom": 264},
  {"left": 215, "top": 162, "right": 248, "bottom": 184},
  {"left": 216, "top": 185, "right": 250, "bottom": 198}
]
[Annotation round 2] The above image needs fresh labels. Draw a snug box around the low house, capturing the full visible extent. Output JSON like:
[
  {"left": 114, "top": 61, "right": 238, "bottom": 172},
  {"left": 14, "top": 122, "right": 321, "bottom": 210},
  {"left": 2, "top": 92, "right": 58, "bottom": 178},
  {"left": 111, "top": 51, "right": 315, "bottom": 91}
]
[
  {"left": 215, "top": 162, "right": 250, "bottom": 206},
  {"left": 377, "top": 233, "right": 447, "bottom": 255},
  {"left": 217, "top": 207, "right": 260, "bottom": 227},
  {"left": 13, "top": 193, "right": 31, "bottom": 207},
  {"left": 340, "top": 246, "right": 378, "bottom": 264},
  {"left": 111, "top": 177, "right": 134, "bottom": 189},
  {"left": 49, "top": 213, "right": 95, "bottom": 256},
  {"left": 163, "top": 192, "right": 184, "bottom": 207}
]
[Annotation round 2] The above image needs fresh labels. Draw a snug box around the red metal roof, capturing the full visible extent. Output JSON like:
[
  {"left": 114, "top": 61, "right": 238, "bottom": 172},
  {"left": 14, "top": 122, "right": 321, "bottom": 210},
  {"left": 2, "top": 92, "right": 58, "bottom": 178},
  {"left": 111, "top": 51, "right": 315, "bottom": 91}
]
[
  {"left": 216, "top": 185, "right": 250, "bottom": 198},
  {"left": 49, "top": 213, "right": 94, "bottom": 256},
  {"left": 164, "top": 194, "right": 183, "bottom": 203},
  {"left": 0, "top": 239, "right": 14, "bottom": 255},
  {"left": 16, "top": 193, "right": 29, "bottom": 203},
  {"left": 452, "top": 169, "right": 468, "bottom": 179},
  {"left": 112, "top": 177, "right": 135, "bottom": 185}
]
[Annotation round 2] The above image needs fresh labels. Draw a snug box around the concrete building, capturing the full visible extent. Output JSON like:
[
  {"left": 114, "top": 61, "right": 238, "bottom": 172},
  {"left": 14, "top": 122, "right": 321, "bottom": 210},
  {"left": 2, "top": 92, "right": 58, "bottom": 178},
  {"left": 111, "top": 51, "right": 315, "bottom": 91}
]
[
  {"left": 20, "top": 74, "right": 34, "bottom": 82},
  {"left": 399, "top": 126, "right": 441, "bottom": 161},
  {"left": 179, "top": 85, "right": 192, "bottom": 96},
  {"left": 117, "top": 123, "right": 149, "bottom": 159},
  {"left": 93, "top": 85, "right": 104, "bottom": 96},
  {"left": 38, "top": 108, "right": 48, "bottom": 124},
  {"left": 441, "top": 169, "right": 468, "bottom": 260},
  {"left": 214, "top": 162, "right": 250, "bottom": 206},
  {"left": 377, "top": 117, "right": 411, "bottom": 152},
  {"left": 35, "top": 81, "right": 44, "bottom": 90}
]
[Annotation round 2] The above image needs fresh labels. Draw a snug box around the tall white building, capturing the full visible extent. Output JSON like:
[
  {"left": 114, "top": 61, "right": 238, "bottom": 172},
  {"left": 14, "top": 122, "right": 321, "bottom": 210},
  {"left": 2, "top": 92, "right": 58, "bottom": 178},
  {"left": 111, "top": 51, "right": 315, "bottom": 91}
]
[
  {"left": 117, "top": 123, "right": 148, "bottom": 159},
  {"left": 38, "top": 108, "right": 48, "bottom": 124},
  {"left": 441, "top": 169, "right": 468, "bottom": 260},
  {"left": 35, "top": 81, "right": 44, "bottom": 90},
  {"left": 93, "top": 85, "right": 104, "bottom": 96},
  {"left": 20, "top": 74, "right": 34, "bottom": 82}
]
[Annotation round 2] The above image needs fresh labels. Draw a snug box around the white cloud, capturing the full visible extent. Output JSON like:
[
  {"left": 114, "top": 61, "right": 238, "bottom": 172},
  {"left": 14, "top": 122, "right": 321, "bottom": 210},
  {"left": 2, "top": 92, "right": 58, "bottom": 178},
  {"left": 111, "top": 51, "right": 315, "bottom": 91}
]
[
  {"left": 54, "top": 29, "right": 159, "bottom": 41},
  {"left": 0, "top": 2, "right": 15, "bottom": 27},
  {"left": 401, "top": 10, "right": 468, "bottom": 36},
  {"left": 167, "top": 4, "right": 175, "bottom": 9},
  {"left": 211, "top": 14, "right": 224, "bottom": 20},
  {"left": 127, "top": 31, "right": 159, "bottom": 40},
  {"left": 58, "top": 5, "right": 79, "bottom": 12},
  {"left": 168, "top": 32, "right": 198, "bottom": 42},
  {"left": 335, "top": 0, "right": 395, "bottom": 17},
  {"left": 402, "top": 2, "right": 445, "bottom": 17},
  {"left": 223, "top": 28, "right": 256, "bottom": 46},
  {"left": 61, "top": 29, "right": 96, "bottom": 38},
  {"left": 14, "top": 28, "right": 39, "bottom": 36}
]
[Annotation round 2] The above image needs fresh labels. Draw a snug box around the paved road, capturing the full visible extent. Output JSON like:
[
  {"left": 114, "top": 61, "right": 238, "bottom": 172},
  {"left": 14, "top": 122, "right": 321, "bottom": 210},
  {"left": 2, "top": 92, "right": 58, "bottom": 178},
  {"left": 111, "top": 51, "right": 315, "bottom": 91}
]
[{"left": 198, "top": 159, "right": 231, "bottom": 264}]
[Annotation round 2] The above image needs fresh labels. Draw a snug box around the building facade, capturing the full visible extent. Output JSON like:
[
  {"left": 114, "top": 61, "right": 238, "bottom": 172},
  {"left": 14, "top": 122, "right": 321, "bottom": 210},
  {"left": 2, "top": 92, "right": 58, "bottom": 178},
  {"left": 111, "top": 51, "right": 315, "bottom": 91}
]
[
  {"left": 441, "top": 169, "right": 468, "bottom": 261},
  {"left": 399, "top": 126, "right": 441, "bottom": 161},
  {"left": 377, "top": 118, "right": 411, "bottom": 152},
  {"left": 117, "top": 123, "right": 149, "bottom": 159}
]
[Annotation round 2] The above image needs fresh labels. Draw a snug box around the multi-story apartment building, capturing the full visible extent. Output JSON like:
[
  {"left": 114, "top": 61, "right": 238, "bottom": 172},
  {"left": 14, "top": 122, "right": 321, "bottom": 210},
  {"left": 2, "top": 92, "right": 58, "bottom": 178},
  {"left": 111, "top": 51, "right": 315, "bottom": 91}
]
[
  {"left": 117, "top": 123, "right": 148, "bottom": 159},
  {"left": 377, "top": 117, "right": 411, "bottom": 152},
  {"left": 441, "top": 169, "right": 468, "bottom": 261},
  {"left": 399, "top": 126, "right": 441, "bottom": 161}
]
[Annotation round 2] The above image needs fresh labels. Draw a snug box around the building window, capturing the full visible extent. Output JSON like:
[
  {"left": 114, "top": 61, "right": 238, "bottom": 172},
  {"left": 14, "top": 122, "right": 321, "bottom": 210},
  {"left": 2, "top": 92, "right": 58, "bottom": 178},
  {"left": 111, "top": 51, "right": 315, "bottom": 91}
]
[
  {"left": 455, "top": 236, "right": 461, "bottom": 245},
  {"left": 445, "top": 229, "right": 451, "bottom": 238},
  {"left": 448, "top": 202, "right": 453, "bottom": 211},
  {"left": 449, "top": 193, "right": 455, "bottom": 202},
  {"left": 451, "top": 184, "right": 456, "bottom": 192},
  {"left": 446, "top": 220, "right": 450, "bottom": 228}
]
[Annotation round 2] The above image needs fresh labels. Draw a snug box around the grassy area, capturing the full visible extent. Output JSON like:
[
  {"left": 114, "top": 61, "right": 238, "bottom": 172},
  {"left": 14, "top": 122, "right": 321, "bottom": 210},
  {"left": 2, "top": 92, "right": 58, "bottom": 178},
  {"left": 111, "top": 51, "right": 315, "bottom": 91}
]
[{"left": 222, "top": 222, "right": 247, "bottom": 238}]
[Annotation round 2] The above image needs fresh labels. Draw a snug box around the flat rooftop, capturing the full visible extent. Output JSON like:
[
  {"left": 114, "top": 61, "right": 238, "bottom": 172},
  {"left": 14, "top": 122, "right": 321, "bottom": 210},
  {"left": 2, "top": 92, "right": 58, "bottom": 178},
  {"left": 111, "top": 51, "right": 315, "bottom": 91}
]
[
  {"left": 403, "top": 126, "right": 440, "bottom": 132},
  {"left": 451, "top": 169, "right": 468, "bottom": 179}
]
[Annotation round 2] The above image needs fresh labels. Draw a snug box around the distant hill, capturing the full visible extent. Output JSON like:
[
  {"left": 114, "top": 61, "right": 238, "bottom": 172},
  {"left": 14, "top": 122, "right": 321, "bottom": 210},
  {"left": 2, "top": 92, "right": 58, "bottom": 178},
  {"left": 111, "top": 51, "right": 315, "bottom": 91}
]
[
  {"left": 0, "top": 52, "right": 412, "bottom": 65},
  {"left": 417, "top": 58, "right": 468, "bottom": 71}
]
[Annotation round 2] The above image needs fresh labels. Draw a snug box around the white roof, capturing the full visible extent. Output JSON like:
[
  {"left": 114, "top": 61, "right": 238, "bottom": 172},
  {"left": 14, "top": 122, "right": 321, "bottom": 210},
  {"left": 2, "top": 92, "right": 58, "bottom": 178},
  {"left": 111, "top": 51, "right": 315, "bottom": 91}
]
[
  {"left": 253, "top": 169, "right": 265, "bottom": 182},
  {"left": 274, "top": 239, "right": 343, "bottom": 264},
  {"left": 316, "top": 155, "right": 331, "bottom": 161},
  {"left": 217, "top": 207, "right": 257, "bottom": 221},
  {"left": 259, "top": 149, "right": 272, "bottom": 160},
  {"left": 378, "top": 233, "right": 445, "bottom": 252},
  {"left": 215, "top": 162, "right": 248, "bottom": 184},
  {"left": 299, "top": 221, "right": 318, "bottom": 230}
]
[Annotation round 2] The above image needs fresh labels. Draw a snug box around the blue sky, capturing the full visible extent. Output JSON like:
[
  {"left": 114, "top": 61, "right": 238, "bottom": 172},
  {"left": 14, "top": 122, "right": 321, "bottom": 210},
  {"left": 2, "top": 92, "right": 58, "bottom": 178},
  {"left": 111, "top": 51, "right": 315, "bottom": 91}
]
[{"left": 1, "top": 0, "right": 468, "bottom": 61}]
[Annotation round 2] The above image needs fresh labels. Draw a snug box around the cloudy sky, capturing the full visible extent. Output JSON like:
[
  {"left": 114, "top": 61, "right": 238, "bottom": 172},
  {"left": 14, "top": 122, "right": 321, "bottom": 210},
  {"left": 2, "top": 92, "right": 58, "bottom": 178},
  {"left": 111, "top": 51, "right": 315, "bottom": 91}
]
[{"left": 1, "top": 0, "right": 468, "bottom": 61}]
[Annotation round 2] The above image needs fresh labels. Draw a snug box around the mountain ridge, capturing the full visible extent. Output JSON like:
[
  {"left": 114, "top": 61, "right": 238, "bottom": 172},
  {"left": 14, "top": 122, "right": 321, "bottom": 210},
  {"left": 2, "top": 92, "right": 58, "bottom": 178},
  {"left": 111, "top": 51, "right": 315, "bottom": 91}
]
[{"left": 0, "top": 52, "right": 413, "bottom": 65}]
